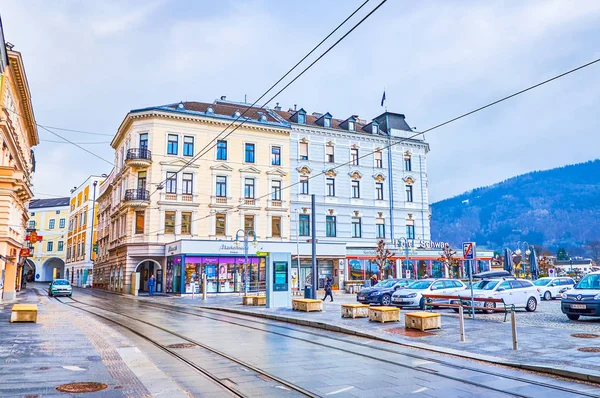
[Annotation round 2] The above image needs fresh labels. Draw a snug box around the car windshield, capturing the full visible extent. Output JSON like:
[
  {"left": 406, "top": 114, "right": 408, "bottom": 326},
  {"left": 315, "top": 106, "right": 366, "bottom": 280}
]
[
  {"left": 533, "top": 279, "right": 551, "bottom": 286},
  {"left": 53, "top": 280, "right": 70, "bottom": 286},
  {"left": 472, "top": 280, "right": 499, "bottom": 290},
  {"left": 407, "top": 280, "right": 433, "bottom": 290},
  {"left": 375, "top": 280, "right": 396, "bottom": 288},
  {"left": 575, "top": 274, "right": 600, "bottom": 289}
]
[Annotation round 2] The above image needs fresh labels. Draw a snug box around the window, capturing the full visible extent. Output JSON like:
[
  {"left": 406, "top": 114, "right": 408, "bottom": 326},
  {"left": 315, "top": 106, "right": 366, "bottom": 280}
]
[
  {"left": 372, "top": 124, "right": 378, "bottom": 134},
  {"left": 326, "top": 216, "right": 336, "bottom": 237},
  {"left": 351, "top": 217, "right": 362, "bottom": 238},
  {"left": 498, "top": 281, "right": 511, "bottom": 290},
  {"left": 348, "top": 120, "right": 355, "bottom": 131},
  {"left": 183, "top": 136, "right": 194, "bottom": 156},
  {"left": 376, "top": 182, "right": 384, "bottom": 200},
  {"left": 271, "top": 180, "right": 281, "bottom": 200},
  {"left": 245, "top": 143, "right": 255, "bottom": 163},
  {"left": 215, "top": 213, "right": 226, "bottom": 236},
  {"left": 326, "top": 145, "right": 334, "bottom": 163},
  {"left": 59, "top": 218, "right": 65, "bottom": 228},
  {"left": 351, "top": 148, "right": 359, "bottom": 165},
  {"left": 271, "top": 146, "right": 281, "bottom": 166},
  {"left": 324, "top": 117, "right": 331, "bottom": 128},
  {"left": 164, "top": 211, "right": 176, "bottom": 234},
  {"left": 376, "top": 220, "right": 385, "bottom": 238},
  {"left": 326, "top": 178, "right": 335, "bottom": 197},
  {"left": 272, "top": 216, "right": 281, "bottom": 238},
  {"left": 299, "top": 215, "right": 310, "bottom": 236},
  {"left": 58, "top": 241, "right": 64, "bottom": 251},
  {"left": 138, "top": 171, "right": 147, "bottom": 189},
  {"left": 244, "top": 178, "right": 255, "bottom": 199},
  {"left": 300, "top": 176, "right": 309, "bottom": 194},
  {"left": 405, "top": 155, "right": 412, "bottom": 171},
  {"left": 244, "top": 215, "right": 254, "bottom": 233},
  {"left": 216, "top": 176, "right": 227, "bottom": 197},
  {"left": 375, "top": 151, "right": 383, "bottom": 168},
  {"left": 406, "top": 224, "right": 415, "bottom": 239},
  {"left": 82, "top": 211, "right": 87, "bottom": 226},
  {"left": 166, "top": 172, "right": 177, "bottom": 194},
  {"left": 30, "top": 212, "right": 35, "bottom": 216},
  {"left": 433, "top": 281, "right": 445, "bottom": 290},
  {"left": 181, "top": 212, "right": 192, "bottom": 234},
  {"left": 351, "top": 180, "right": 360, "bottom": 199},
  {"left": 298, "top": 113, "right": 306, "bottom": 124},
  {"left": 47, "top": 241, "right": 53, "bottom": 251},
  {"left": 56, "top": 210, "right": 60, "bottom": 215},
  {"left": 299, "top": 141, "right": 308, "bottom": 160},
  {"left": 81, "top": 242, "right": 85, "bottom": 256},
  {"left": 49, "top": 219, "right": 55, "bottom": 230},
  {"left": 217, "top": 140, "right": 227, "bottom": 160},
  {"left": 406, "top": 185, "right": 413, "bottom": 202},
  {"left": 67, "top": 247, "right": 71, "bottom": 259},
  {"left": 28, "top": 220, "right": 35, "bottom": 229},
  {"left": 167, "top": 134, "right": 178, "bottom": 155},
  {"left": 139, "top": 133, "right": 148, "bottom": 149},
  {"left": 135, "top": 211, "right": 145, "bottom": 234},
  {"left": 182, "top": 173, "right": 193, "bottom": 195}
]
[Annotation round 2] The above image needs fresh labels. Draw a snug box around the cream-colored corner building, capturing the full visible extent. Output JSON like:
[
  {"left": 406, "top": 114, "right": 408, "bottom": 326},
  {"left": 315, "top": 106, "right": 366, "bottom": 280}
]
[
  {"left": 95, "top": 100, "right": 291, "bottom": 295},
  {"left": 0, "top": 29, "right": 39, "bottom": 301}
]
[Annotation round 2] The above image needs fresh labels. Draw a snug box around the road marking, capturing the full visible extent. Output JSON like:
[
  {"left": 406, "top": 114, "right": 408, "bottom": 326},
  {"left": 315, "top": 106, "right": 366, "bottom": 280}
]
[
  {"left": 412, "top": 387, "right": 428, "bottom": 393},
  {"left": 62, "top": 365, "right": 86, "bottom": 371},
  {"left": 326, "top": 386, "right": 354, "bottom": 395}
]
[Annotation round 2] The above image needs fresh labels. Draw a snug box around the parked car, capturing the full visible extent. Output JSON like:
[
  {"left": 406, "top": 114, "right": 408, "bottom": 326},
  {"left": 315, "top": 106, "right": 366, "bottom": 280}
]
[
  {"left": 48, "top": 279, "right": 72, "bottom": 297},
  {"left": 356, "top": 278, "right": 413, "bottom": 305},
  {"left": 472, "top": 270, "right": 515, "bottom": 279},
  {"left": 467, "top": 278, "right": 538, "bottom": 312},
  {"left": 561, "top": 271, "right": 600, "bottom": 321},
  {"left": 391, "top": 278, "right": 466, "bottom": 309},
  {"left": 533, "top": 277, "right": 575, "bottom": 300}
]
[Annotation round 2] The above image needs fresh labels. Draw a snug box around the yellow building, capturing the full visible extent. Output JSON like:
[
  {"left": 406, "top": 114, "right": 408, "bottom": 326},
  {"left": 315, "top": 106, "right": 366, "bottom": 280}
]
[
  {"left": 95, "top": 99, "right": 291, "bottom": 294},
  {"left": 0, "top": 27, "right": 39, "bottom": 301},
  {"left": 25, "top": 198, "right": 70, "bottom": 282}
]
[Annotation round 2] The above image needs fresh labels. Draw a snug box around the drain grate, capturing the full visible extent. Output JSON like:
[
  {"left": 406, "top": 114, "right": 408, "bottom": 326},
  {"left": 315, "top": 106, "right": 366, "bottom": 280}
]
[
  {"left": 56, "top": 382, "right": 108, "bottom": 393},
  {"left": 166, "top": 343, "right": 196, "bottom": 349},
  {"left": 578, "top": 347, "right": 600, "bottom": 353},
  {"left": 571, "top": 333, "right": 600, "bottom": 339}
]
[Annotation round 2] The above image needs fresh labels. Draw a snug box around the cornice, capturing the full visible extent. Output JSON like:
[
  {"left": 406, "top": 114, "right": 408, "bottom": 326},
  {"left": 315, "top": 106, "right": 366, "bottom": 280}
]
[{"left": 7, "top": 51, "right": 38, "bottom": 146}]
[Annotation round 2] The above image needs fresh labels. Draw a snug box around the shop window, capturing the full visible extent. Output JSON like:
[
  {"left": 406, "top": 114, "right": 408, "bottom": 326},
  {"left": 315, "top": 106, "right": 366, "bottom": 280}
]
[
  {"left": 215, "top": 213, "right": 226, "bottom": 236},
  {"left": 244, "top": 215, "right": 255, "bottom": 233},
  {"left": 181, "top": 212, "right": 192, "bottom": 234},
  {"left": 164, "top": 211, "right": 176, "bottom": 234},
  {"left": 272, "top": 216, "right": 281, "bottom": 238},
  {"left": 135, "top": 211, "right": 145, "bottom": 234},
  {"left": 299, "top": 214, "right": 310, "bottom": 236},
  {"left": 326, "top": 216, "right": 336, "bottom": 237}
]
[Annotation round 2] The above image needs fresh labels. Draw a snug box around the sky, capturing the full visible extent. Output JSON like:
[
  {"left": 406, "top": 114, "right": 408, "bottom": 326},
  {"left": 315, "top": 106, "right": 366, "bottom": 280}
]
[{"left": 2, "top": 0, "right": 600, "bottom": 202}]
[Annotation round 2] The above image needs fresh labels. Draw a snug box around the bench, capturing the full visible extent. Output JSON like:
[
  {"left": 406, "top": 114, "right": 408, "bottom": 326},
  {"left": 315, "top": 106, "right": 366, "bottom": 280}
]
[
  {"left": 341, "top": 303, "right": 370, "bottom": 318},
  {"left": 242, "top": 296, "right": 266, "bottom": 306},
  {"left": 369, "top": 306, "right": 400, "bottom": 323},
  {"left": 422, "top": 294, "right": 514, "bottom": 322},
  {"left": 10, "top": 304, "right": 38, "bottom": 323},
  {"left": 292, "top": 299, "right": 323, "bottom": 312},
  {"left": 405, "top": 311, "right": 441, "bottom": 331}
]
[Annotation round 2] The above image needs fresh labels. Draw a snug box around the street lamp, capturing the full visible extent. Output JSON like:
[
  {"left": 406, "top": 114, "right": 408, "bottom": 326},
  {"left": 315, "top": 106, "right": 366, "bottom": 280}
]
[
  {"left": 234, "top": 229, "right": 256, "bottom": 296},
  {"left": 87, "top": 180, "right": 98, "bottom": 288}
]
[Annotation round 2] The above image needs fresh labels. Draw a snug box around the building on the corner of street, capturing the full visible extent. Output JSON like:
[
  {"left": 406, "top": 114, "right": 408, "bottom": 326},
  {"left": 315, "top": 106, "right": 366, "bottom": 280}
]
[
  {"left": 25, "top": 197, "right": 70, "bottom": 282},
  {"left": 0, "top": 19, "right": 39, "bottom": 302},
  {"left": 95, "top": 99, "right": 294, "bottom": 295},
  {"left": 65, "top": 176, "right": 104, "bottom": 288}
]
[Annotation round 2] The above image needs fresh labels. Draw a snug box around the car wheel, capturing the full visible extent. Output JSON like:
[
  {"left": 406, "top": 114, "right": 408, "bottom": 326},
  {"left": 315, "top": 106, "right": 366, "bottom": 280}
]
[
  {"left": 419, "top": 297, "right": 425, "bottom": 310},
  {"left": 381, "top": 294, "right": 391, "bottom": 306},
  {"left": 484, "top": 301, "right": 496, "bottom": 314},
  {"left": 567, "top": 314, "right": 580, "bottom": 321},
  {"left": 525, "top": 297, "right": 537, "bottom": 312},
  {"left": 543, "top": 291, "right": 552, "bottom": 301}
]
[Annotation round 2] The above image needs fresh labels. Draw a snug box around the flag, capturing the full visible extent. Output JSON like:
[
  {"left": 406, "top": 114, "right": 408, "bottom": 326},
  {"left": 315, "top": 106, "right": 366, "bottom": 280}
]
[{"left": 380, "top": 91, "right": 386, "bottom": 107}]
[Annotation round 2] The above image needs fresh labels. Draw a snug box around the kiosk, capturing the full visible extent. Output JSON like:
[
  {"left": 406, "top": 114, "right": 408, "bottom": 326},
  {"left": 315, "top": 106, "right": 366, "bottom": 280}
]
[{"left": 265, "top": 252, "right": 292, "bottom": 308}]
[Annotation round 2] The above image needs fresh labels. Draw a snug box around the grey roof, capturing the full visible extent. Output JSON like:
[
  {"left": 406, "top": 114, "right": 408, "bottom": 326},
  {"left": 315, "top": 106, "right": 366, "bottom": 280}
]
[
  {"left": 28, "top": 197, "right": 70, "bottom": 209},
  {"left": 555, "top": 259, "right": 593, "bottom": 266},
  {"left": 373, "top": 112, "right": 413, "bottom": 133}
]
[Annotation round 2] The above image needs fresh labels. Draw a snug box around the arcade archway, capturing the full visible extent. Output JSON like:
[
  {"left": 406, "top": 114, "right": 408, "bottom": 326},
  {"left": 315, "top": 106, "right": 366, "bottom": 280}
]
[
  {"left": 134, "top": 259, "right": 163, "bottom": 294},
  {"left": 41, "top": 257, "right": 65, "bottom": 282}
]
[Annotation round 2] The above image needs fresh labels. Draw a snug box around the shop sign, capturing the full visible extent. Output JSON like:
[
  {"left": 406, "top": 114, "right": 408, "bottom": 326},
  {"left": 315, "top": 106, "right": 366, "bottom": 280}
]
[
  {"left": 396, "top": 239, "right": 448, "bottom": 250},
  {"left": 166, "top": 243, "right": 180, "bottom": 256},
  {"left": 256, "top": 251, "right": 270, "bottom": 257},
  {"left": 19, "top": 248, "right": 31, "bottom": 257}
]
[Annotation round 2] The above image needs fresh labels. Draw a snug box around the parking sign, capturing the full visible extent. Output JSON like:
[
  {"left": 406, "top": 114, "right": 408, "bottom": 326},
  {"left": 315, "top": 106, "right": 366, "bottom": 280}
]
[{"left": 463, "top": 242, "right": 475, "bottom": 260}]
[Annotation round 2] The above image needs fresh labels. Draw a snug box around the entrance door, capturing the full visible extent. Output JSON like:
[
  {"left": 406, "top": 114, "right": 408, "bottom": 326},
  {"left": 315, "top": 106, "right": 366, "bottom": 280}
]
[{"left": 156, "top": 271, "right": 163, "bottom": 293}]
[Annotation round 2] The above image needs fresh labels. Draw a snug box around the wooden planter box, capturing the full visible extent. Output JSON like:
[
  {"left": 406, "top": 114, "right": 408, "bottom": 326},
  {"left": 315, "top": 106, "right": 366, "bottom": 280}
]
[
  {"left": 10, "top": 304, "right": 38, "bottom": 323},
  {"left": 368, "top": 306, "right": 400, "bottom": 323},
  {"left": 292, "top": 299, "right": 323, "bottom": 312},
  {"left": 341, "top": 303, "right": 370, "bottom": 318},
  {"left": 405, "top": 311, "right": 441, "bottom": 331},
  {"left": 242, "top": 296, "right": 266, "bottom": 306}
]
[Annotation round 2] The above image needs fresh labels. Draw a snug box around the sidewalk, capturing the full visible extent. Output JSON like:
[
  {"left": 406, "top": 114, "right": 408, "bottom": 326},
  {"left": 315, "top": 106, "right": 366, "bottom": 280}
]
[{"left": 0, "top": 289, "right": 189, "bottom": 397}]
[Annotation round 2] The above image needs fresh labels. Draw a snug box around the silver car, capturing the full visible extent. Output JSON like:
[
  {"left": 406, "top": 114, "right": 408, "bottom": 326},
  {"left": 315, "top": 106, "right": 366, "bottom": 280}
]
[{"left": 391, "top": 278, "right": 466, "bottom": 309}]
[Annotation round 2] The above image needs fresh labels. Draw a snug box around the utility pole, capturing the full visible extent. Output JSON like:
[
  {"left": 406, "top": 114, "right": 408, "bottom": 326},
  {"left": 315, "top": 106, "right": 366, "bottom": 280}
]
[{"left": 311, "top": 194, "right": 317, "bottom": 299}]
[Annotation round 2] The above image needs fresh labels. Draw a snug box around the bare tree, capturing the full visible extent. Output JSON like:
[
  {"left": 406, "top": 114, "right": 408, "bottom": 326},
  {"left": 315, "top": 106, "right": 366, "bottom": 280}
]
[
  {"left": 373, "top": 239, "right": 395, "bottom": 279},
  {"left": 438, "top": 243, "right": 461, "bottom": 278},
  {"left": 586, "top": 241, "right": 600, "bottom": 265}
]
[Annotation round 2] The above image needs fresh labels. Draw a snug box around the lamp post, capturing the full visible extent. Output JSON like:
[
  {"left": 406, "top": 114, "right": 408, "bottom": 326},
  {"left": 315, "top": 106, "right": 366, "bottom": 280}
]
[
  {"left": 234, "top": 229, "right": 256, "bottom": 296},
  {"left": 87, "top": 180, "right": 98, "bottom": 288}
]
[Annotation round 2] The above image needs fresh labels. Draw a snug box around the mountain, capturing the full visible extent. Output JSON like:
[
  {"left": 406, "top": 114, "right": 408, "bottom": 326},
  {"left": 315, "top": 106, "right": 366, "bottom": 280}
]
[{"left": 430, "top": 160, "right": 600, "bottom": 254}]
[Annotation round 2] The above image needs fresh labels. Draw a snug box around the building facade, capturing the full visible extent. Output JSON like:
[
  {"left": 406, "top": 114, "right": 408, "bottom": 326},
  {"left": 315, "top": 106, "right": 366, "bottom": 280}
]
[
  {"left": 65, "top": 176, "right": 104, "bottom": 287},
  {"left": 95, "top": 99, "right": 292, "bottom": 295},
  {"left": 25, "top": 198, "right": 69, "bottom": 282},
  {"left": 0, "top": 24, "right": 39, "bottom": 301}
]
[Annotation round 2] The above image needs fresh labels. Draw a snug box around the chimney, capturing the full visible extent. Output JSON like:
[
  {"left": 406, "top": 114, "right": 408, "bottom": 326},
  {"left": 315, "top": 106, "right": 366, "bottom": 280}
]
[
  {"left": 294, "top": 104, "right": 297, "bottom": 111},
  {"left": 274, "top": 102, "right": 282, "bottom": 111},
  {"left": 220, "top": 95, "right": 226, "bottom": 101}
]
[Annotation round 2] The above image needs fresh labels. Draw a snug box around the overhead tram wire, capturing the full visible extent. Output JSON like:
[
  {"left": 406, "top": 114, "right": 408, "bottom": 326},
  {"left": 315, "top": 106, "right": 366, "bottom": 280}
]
[
  {"left": 149, "top": 0, "right": 379, "bottom": 197},
  {"left": 130, "top": 55, "right": 600, "bottom": 240},
  {"left": 38, "top": 125, "right": 113, "bottom": 137},
  {"left": 40, "top": 139, "right": 111, "bottom": 145}
]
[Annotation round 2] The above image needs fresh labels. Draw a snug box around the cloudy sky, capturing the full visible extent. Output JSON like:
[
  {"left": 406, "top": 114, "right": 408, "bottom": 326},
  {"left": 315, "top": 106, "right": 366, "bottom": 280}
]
[{"left": 2, "top": 0, "right": 600, "bottom": 202}]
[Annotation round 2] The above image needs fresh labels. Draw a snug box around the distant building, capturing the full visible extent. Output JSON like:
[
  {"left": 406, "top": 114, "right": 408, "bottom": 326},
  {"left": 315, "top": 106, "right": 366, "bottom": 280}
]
[
  {"left": 26, "top": 198, "right": 70, "bottom": 281},
  {"left": 554, "top": 259, "right": 595, "bottom": 275}
]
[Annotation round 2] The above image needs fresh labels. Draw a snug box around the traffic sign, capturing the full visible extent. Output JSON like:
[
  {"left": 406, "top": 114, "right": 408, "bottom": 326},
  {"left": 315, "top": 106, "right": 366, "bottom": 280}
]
[{"left": 463, "top": 242, "right": 476, "bottom": 260}]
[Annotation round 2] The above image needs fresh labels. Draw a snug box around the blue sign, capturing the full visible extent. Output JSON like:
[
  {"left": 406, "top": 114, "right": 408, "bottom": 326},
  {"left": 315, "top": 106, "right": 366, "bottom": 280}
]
[{"left": 463, "top": 242, "right": 475, "bottom": 260}]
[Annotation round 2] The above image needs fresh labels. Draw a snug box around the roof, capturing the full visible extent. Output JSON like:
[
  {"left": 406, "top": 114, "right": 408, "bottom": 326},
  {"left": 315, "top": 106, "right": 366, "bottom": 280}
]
[
  {"left": 274, "top": 109, "right": 378, "bottom": 135},
  {"left": 28, "top": 197, "right": 70, "bottom": 209},
  {"left": 555, "top": 260, "right": 594, "bottom": 266}
]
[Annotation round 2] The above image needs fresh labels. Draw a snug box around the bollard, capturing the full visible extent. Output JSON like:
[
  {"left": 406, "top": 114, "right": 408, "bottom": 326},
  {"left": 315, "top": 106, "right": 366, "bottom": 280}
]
[
  {"left": 459, "top": 305, "right": 466, "bottom": 342},
  {"left": 202, "top": 274, "right": 207, "bottom": 301},
  {"left": 511, "top": 310, "right": 518, "bottom": 350}
]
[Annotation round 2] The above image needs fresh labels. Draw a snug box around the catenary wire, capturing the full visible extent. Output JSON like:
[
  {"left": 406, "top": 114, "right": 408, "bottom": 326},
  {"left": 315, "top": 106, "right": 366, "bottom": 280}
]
[
  {"left": 38, "top": 125, "right": 114, "bottom": 137},
  {"left": 41, "top": 139, "right": 111, "bottom": 145}
]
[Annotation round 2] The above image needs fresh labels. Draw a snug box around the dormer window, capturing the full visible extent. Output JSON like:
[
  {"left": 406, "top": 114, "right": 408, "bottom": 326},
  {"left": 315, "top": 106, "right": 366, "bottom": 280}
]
[
  {"left": 234, "top": 110, "right": 241, "bottom": 118},
  {"left": 324, "top": 117, "right": 332, "bottom": 128},
  {"left": 348, "top": 120, "right": 355, "bottom": 131},
  {"left": 298, "top": 113, "right": 306, "bottom": 124},
  {"left": 177, "top": 102, "right": 185, "bottom": 110},
  {"left": 206, "top": 106, "right": 214, "bottom": 114},
  {"left": 259, "top": 114, "right": 267, "bottom": 122},
  {"left": 372, "top": 124, "right": 378, "bottom": 134}
]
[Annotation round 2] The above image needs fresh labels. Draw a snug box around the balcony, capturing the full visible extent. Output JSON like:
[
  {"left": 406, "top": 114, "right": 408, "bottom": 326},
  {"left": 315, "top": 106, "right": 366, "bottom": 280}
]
[
  {"left": 267, "top": 199, "right": 287, "bottom": 211},
  {"left": 123, "top": 189, "right": 150, "bottom": 208},
  {"left": 125, "top": 148, "right": 152, "bottom": 168},
  {"left": 210, "top": 196, "right": 233, "bottom": 208}
]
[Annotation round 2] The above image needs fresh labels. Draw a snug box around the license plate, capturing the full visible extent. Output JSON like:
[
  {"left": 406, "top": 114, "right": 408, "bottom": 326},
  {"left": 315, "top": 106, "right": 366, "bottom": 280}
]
[
  {"left": 571, "top": 304, "right": 586, "bottom": 309},
  {"left": 358, "top": 297, "right": 365, "bottom": 301}
]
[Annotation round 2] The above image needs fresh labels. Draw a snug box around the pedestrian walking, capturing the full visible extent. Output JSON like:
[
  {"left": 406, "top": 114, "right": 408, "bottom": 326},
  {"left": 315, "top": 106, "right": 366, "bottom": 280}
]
[
  {"left": 148, "top": 274, "right": 155, "bottom": 296},
  {"left": 322, "top": 277, "right": 333, "bottom": 302}
]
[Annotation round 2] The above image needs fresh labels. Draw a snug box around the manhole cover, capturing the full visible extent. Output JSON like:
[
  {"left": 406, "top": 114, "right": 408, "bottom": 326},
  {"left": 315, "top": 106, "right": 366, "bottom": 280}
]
[
  {"left": 571, "top": 333, "right": 600, "bottom": 339},
  {"left": 385, "top": 327, "right": 432, "bottom": 337},
  {"left": 56, "top": 382, "right": 108, "bottom": 393},
  {"left": 166, "top": 343, "right": 196, "bottom": 349},
  {"left": 578, "top": 347, "right": 600, "bottom": 353}
]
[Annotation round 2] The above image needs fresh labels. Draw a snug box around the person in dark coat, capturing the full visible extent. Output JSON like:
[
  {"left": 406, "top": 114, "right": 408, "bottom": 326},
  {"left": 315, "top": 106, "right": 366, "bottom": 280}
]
[
  {"left": 148, "top": 274, "right": 155, "bottom": 295},
  {"left": 322, "top": 277, "right": 333, "bottom": 302}
]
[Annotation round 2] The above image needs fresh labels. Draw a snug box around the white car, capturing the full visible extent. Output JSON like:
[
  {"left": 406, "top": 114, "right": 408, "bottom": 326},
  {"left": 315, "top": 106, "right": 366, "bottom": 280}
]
[
  {"left": 469, "top": 278, "right": 539, "bottom": 312},
  {"left": 533, "top": 277, "right": 575, "bottom": 300},
  {"left": 391, "top": 278, "right": 466, "bottom": 309}
]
